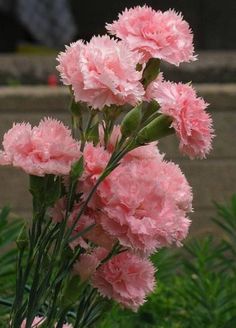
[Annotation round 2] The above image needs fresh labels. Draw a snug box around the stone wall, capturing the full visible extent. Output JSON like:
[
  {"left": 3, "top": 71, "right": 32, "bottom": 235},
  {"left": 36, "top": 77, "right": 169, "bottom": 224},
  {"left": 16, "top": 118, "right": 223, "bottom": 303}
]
[{"left": 0, "top": 84, "right": 235, "bottom": 237}]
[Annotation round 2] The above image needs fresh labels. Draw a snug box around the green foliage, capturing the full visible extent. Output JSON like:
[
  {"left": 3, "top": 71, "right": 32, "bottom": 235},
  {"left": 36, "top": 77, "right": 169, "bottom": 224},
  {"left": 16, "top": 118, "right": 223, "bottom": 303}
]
[
  {"left": 0, "top": 207, "right": 23, "bottom": 327},
  {"left": 1, "top": 196, "right": 236, "bottom": 327},
  {"left": 99, "top": 195, "right": 236, "bottom": 328}
]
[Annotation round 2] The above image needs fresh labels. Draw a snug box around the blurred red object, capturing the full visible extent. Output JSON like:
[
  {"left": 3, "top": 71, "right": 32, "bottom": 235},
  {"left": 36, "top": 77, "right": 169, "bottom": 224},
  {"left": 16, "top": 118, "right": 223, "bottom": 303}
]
[{"left": 47, "top": 74, "right": 58, "bottom": 87}]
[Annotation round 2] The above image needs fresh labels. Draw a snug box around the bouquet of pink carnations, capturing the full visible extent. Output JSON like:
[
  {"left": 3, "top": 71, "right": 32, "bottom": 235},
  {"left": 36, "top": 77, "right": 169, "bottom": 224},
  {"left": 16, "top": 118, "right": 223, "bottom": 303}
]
[{"left": 0, "top": 5, "right": 214, "bottom": 328}]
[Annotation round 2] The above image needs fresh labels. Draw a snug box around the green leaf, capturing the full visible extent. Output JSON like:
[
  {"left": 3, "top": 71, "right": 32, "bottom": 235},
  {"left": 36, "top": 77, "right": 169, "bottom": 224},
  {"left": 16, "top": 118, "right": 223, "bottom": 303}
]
[
  {"left": 61, "top": 275, "right": 82, "bottom": 308},
  {"left": 16, "top": 224, "right": 28, "bottom": 250}
]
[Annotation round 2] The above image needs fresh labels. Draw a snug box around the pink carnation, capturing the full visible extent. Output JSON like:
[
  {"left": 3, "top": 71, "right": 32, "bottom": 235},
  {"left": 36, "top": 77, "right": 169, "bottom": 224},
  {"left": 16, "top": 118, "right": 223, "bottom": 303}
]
[
  {"left": 91, "top": 251, "right": 155, "bottom": 311},
  {"left": 95, "top": 155, "right": 192, "bottom": 254},
  {"left": 78, "top": 141, "right": 192, "bottom": 254},
  {"left": 21, "top": 317, "right": 44, "bottom": 327},
  {"left": 57, "top": 35, "right": 144, "bottom": 109},
  {"left": 69, "top": 209, "right": 114, "bottom": 250},
  {"left": 124, "top": 142, "right": 163, "bottom": 162},
  {"left": 106, "top": 6, "right": 196, "bottom": 65},
  {"left": 99, "top": 125, "right": 121, "bottom": 152},
  {"left": 73, "top": 247, "right": 108, "bottom": 281},
  {"left": 83, "top": 142, "right": 110, "bottom": 177},
  {"left": 0, "top": 118, "right": 81, "bottom": 176},
  {"left": 150, "top": 81, "right": 214, "bottom": 158},
  {"left": 57, "top": 40, "right": 84, "bottom": 85},
  {"left": 20, "top": 317, "right": 72, "bottom": 327}
]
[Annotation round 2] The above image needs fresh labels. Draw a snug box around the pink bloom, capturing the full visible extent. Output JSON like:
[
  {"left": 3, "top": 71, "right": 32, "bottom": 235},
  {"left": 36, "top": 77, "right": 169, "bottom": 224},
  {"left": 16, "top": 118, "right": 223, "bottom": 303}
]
[
  {"left": 73, "top": 247, "right": 108, "bottom": 281},
  {"left": 144, "top": 72, "right": 163, "bottom": 102},
  {"left": 21, "top": 316, "right": 72, "bottom": 327},
  {"left": 99, "top": 125, "right": 121, "bottom": 152},
  {"left": 69, "top": 209, "right": 114, "bottom": 250},
  {"left": 94, "top": 154, "right": 192, "bottom": 254},
  {"left": 124, "top": 142, "right": 163, "bottom": 162},
  {"left": 57, "top": 40, "right": 84, "bottom": 85},
  {"left": 92, "top": 251, "right": 155, "bottom": 311},
  {"left": 21, "top": 317, "right": 45, "bottom": 327},
  {"left": 150, "top": 81, "right": 214, "bottom": 158},
  {"left": 50, "top": 196, "right": 67, "bottom": 222},
  {"left": 83, "top": 142, "right": 110, "bottom": 177},
  {"left": 0, "top": 118, "right": 81, "bottom": 176},
  {"left": 57, "top": 35, "right": 144, "bottom": 109},
  {"left": 73, "top": 140, "right": 191, "bottom": 254},
  {"left": 0, "top": 150, "right": 11, "bottom": 165},
  {"left": 106, "top": 6, "right": 196, "bottom": 65}
]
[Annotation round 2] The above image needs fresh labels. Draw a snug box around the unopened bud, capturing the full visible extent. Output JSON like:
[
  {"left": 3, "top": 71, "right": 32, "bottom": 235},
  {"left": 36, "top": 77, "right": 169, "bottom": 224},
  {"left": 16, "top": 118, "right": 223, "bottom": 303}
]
[
  {"left": 137, "top": 115, "right": 174, "bottom": 144},
  {"left": 121, "top": 104, "right": 142, "bottom": 137},
  {"left": 141, "top": 58, "right": 160, "bottom": 89},
  {"left": 70, "top": 156, "right": 84, "bottom": 182}
]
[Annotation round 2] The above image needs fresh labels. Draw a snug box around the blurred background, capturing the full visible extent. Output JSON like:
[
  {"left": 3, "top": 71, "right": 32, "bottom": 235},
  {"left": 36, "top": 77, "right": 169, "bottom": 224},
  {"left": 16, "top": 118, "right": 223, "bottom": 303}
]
[
  {"left": 0, "top": 0, "right": 236, "bottom": 51},
  {"left": 0, "top": 0, "right": 235, "bottom": 236}
]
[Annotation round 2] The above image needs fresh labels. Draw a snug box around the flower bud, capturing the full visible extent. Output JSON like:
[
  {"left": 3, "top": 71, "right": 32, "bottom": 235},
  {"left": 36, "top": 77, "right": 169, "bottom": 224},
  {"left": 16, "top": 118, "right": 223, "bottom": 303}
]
[
  {"left": 70, "top": 156, "right": 84, "bottom": 182},
  {"left": 136, "top": 115, "right": 174, "bottom": 144},
  {"left": 141, "top": 58, "right": 160, "bottom": 89},
  {"left": 121, "top": 104, "right": 142, "bottom": 137}
]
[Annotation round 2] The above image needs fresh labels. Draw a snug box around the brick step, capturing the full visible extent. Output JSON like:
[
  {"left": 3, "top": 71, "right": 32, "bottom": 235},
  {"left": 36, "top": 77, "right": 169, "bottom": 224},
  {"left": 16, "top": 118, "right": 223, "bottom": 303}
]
[{"left": 0, "top": 51, "right": 236, "bottom": 85}]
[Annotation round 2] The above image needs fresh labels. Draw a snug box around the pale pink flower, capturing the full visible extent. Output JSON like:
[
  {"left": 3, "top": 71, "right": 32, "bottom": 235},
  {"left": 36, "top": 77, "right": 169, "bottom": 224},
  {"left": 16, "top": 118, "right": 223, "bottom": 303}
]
[
  {"left": 21, "top": 317, "right": 45, "bottom": 327},
  {"left": 57, "top": 35, "right": 144, "bottom": 109},
  {"left": 57, "top": 40, "right": 84, "bottom": 85},
  {"left": 50, "top": 196, "right": 67, "bottom": 223},
  {"left": 99, "top": 124, "right": 121, "bottom": 152},
  {"left": 150, "top": 81, "right": 214, "bottom": 158},
  {"left": 0, "top": 118, "right": 81, "bottom": 176},
  {"left": 94, "top": 154, "right": 192, "bottom": 254},
  {"left": 83, "top": 142, "right": 110, "bottom": 177},
  {"left": 21, "top": 316, "right": 72, "bottom": 327},
  {"left": 92, "top": 251, "right": 155, "bottom": 311},
  {"left": 144, "top": 72, "right": 163, "bottom": 102},
  {"left": 106, "top": 6, "right": 196, "bottom": 65},
  {"left": 69, "top": 208, "right": 114, "bottom": 250},
  {"left": 73, "top": 139, "right": 191, "bottom": 254},
  {"left": 73, "top": 247, "right": 108, "bottom": 281},
  {"left": 124, "top": 142, "right": 163, "bottom": 162}
]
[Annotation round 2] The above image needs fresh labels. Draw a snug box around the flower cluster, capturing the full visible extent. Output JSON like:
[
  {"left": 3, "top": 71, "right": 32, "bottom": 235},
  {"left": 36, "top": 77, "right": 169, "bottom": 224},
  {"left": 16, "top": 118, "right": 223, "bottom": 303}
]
[
  {"left": 1, "top": 4, "right": 215, "bottom": 326},
  {"left": 79, "top": 139, "right": 192, "bottom": 254},
  {"left": 56, "top": 5, "right": 213, "bottom": 159},
  {"left": 51, "top": 132, "right": 192, "bottom": 309}
]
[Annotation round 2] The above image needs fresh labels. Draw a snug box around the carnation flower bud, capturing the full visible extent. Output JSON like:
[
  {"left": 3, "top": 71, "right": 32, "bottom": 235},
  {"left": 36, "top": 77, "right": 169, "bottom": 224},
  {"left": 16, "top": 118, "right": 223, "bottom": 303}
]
[
  {"left": 121, "top": 104, "right": 142, "bottom": 137},
  {"left": 70, "top": 156, "right": 84, "bottom": 182},
  {"left": 142, "top": 100, "right": 160, "bottom": 124},
  {"left": 141, "top": 58, "right": 160, "bottom": 89},
  {"left": 137, "top": 115, "right": 174, "bottom": 144}
]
